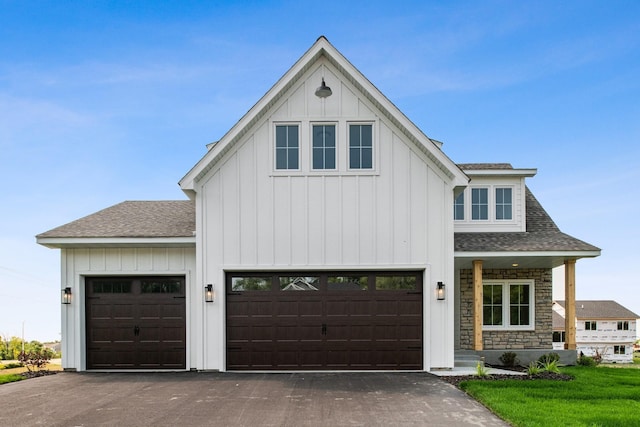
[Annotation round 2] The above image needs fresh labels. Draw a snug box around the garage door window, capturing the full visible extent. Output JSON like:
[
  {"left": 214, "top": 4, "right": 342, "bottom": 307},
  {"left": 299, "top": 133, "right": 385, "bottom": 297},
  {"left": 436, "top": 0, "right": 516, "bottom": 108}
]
[
  {"left": 280, "top": 276, "right": 320, "bottom": 291},
  {"left": 327, "top": 276, "right": 368, "bottom": 291},
  {"left": 375, "top": 275, "right": 417, "bottom": 290},
  {"left": 231, "top": 276, "right": 272, "bottom": 291},
  {"left": 141, "top": 279, "right": 182, "bottom": 293},
  {"left": 91, "top": 279, "right": 132, "bottom": 293}
]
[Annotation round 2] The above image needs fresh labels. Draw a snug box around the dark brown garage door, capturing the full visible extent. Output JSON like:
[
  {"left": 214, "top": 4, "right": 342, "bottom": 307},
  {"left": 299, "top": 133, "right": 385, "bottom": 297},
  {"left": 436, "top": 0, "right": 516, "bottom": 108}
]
[
  {"left": 226, "top": 271, "right": 423, "bottom": 370},
  {"left": 86, "top": 276, "right": 186, "bottom": 370}
]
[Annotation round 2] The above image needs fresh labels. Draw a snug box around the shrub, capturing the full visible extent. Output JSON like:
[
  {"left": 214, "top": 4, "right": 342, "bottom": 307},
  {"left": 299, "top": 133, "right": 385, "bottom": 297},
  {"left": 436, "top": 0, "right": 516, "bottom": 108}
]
[
  {"left": 577, "top": 355, "right": 597, "bottom": 367},
  {"left": 17, "top": 351, "right": 51, "bottom": 373},
  {"left": 499, "top": 352, "right": 519, "bottom": 368},
  {"left": 3, "top": 362, "right": 23, "bottom": 369},
  {"left": 538, "top": 352, "right": 560, "bottom": 365}
]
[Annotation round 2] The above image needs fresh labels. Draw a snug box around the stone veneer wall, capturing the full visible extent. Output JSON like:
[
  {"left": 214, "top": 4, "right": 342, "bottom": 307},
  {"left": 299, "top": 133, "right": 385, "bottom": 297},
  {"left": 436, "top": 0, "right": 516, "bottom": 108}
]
[{"left": 459, "top": 268, "right": 553, "bottom": 350}]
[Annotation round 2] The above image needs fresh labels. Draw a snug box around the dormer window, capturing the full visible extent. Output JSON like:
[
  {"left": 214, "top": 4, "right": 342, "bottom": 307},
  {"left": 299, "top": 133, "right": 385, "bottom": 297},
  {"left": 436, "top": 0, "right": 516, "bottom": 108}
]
[
  {"left": 495, "top": 188, "right": 512, "bottom": 220},
  {"left": 454, "top": 192, "right": 465, "bottom": 220},
  {"left": 471, "top": 188, "right": 488, "bottom": 220}
]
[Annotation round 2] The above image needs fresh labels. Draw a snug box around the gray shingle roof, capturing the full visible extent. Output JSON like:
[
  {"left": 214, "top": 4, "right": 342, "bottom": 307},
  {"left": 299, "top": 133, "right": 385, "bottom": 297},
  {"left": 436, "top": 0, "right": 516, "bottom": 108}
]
[
  {"left": 556, "top": 300, "right": 640, "bottom": 319},
  {"left": 454, "top": 187, "right": 600, "bottom": 252},
  {"left": 553, "top": 310, "right": 565, "bottom": 329},
  {"left": 37, "top": 201, "right": 195, "bottom": 238}
]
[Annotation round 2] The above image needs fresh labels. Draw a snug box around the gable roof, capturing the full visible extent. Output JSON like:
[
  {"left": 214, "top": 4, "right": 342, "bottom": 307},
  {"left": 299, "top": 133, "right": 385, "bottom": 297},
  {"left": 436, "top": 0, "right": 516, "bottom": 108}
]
[
  {"left": 36, "top": 201, "right": 195, "bottom": 248},
  {"left": 555, "top": 300, "right": 640, "bottom": 320},
  {"left": 179, "top": 36, "right": 468, "bottom": 193},
  {"left": 454, "top": 187, "right": 600, "bottom": 253},
  {"left": 553, "top": 310, "right": 565, "bottom": 330}
]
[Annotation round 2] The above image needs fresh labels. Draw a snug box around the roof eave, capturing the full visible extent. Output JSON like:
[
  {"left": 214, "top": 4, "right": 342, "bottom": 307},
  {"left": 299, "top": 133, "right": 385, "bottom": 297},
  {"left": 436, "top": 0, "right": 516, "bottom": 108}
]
[
  {"left": 455, "top": 250, "right": 601, "bottom": 258},
  {"left": 462, "top": 168, "right": 538, "bottom": 178},
  {"left": 37, "top": 236, "right": 196, "bottom": 249}
]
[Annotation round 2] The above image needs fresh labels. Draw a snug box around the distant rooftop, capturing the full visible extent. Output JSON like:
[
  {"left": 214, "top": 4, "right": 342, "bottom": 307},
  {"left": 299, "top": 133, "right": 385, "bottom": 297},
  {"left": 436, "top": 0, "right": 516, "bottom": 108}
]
[{"left": 555, "top": 300, "right": 640, "bottom": 319}]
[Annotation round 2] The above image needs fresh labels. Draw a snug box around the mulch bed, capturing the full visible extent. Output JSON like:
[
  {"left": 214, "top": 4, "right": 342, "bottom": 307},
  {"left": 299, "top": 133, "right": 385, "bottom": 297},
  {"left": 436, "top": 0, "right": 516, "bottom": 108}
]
[
  {"left": 441, "top": 367, "right": 573, "bottom": 388},
  {"left": 20, "top": 370, "right": 58, "bottom": 379}
]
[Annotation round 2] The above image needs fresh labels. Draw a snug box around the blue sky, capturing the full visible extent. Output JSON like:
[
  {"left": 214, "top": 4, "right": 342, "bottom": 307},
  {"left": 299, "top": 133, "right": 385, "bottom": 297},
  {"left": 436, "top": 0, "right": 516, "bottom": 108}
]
[{"left": 1, "top": 0, "right": 639, "bottom": 341}]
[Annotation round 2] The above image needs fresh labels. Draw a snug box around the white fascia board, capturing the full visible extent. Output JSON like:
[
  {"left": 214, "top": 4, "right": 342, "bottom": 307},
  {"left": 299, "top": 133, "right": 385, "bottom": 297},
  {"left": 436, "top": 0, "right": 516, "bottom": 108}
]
[
  {"left": 36, "top": 236, "right": 196, "bottom": 249},
  {"left": 455, "top": 250, "right": 601, "bottom": 259},
  {"left": 462, "top": 169, "right": 538, "bottom": 178}
]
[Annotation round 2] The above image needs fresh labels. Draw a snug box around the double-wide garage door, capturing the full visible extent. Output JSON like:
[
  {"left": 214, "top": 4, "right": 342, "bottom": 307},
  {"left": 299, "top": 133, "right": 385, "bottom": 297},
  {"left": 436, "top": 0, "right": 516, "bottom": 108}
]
[
  {"left": 226, "top": 271, "right": 423, "bottom": 370},
  {"left": 85, "top": 276, "right": 186, "bottom": 370}
]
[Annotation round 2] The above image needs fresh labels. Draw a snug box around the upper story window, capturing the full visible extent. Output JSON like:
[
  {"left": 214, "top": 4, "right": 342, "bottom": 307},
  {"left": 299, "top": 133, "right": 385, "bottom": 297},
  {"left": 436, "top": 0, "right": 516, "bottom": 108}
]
[
  {"left": 471, "top": 188, "right": 488, "bottom": 220},
  {"left": 495, "top": 188, "right": 512, "bottom": 220},
  {"left": 482, "top": 280, "right": 534, "bottom": 330},
  {"left": 312, "top": 124, "right": 336, "bottom": 170},
  {"left": 617, "top": 321, "right": 629, "bottom": 330},
  {"left": 454, "top": 192, "right": 465, "bottom": 220},
  {"left": 275, "top": 125, "right": 299, "bottom": 170},
  {"left": 349, "top": 124, "right": 373, "bottom": 169},
  {"left": 585, "top": 321, "right": 597, "bottom": 331}
]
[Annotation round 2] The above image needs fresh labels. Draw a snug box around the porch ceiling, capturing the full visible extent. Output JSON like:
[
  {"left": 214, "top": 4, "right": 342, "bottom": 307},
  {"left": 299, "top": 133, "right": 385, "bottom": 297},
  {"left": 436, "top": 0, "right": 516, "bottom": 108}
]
[{"left": 454, "top": 252, "right": 598, "bottom": 270}]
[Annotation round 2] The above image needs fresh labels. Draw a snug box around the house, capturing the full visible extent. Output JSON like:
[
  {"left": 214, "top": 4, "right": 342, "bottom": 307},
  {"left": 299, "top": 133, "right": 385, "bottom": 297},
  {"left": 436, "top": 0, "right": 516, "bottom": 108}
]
[
  {"left": 36, "top": 37, "right": 600, "bottom": 372},
  {"left": 553, "top": 301, "right": 639, "bottom": 363}
]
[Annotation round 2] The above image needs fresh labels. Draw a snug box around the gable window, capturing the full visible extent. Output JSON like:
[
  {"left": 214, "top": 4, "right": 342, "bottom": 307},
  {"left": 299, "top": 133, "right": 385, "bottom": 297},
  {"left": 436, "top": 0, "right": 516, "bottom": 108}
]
[
  {"left": 617, "top": 321, "right": 629, "bottom": 330},
  {"left": 585, "top": 321, "right": 597, "bottom": 331},
  {"left": 495, "top": 188, "right": 512, "bottom": 220},
  {"left": 275, "top": 124, "right": 299, "bottom": 170},
  {"left": 471, "top": 188, "right": 488, "bottom": 220},
  {"left": 312, "top": 124, "right": 336, "bottom": 170},
  {"left": 482, "top": 280, "right": 534, "bottom": 330},
  {"left": 454, "top": 191, "right": 465, "bottom": 220},
  {"left": 349, "top": 124, "right": 373, "bottom": 169},
  {"left": 614, "top": 345, "right": 626, "bottom": 355}
]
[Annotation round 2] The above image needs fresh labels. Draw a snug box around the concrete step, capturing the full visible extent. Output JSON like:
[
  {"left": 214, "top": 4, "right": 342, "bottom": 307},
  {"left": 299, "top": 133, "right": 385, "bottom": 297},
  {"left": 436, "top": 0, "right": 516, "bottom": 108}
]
[{"left": 454, "top": 351, "right": 484, "bottom": 368}]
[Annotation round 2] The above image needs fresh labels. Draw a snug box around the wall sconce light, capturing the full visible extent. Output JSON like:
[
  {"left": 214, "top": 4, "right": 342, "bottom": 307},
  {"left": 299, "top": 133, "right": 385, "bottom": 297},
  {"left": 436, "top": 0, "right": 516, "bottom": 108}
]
[
  {"left": 314, "top": 78, "right": 332, "bottom": 98},
  {"left": 62, "top": 287, "right": 72, "bottom": 305},
  {"left": 436, "top": 282, "right": 445, "bottom": 301},
  {"left": 205, "top": 284, "right": 214, "bottom": 303}
]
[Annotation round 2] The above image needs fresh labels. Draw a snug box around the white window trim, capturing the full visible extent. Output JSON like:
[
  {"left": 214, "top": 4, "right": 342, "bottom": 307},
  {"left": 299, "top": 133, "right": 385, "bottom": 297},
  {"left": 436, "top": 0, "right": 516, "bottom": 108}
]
[
  {"left": 495, "top": 186, "right": 514, "bottom": 221},
  {"left": 454, "top": 185, "right": 517, "bottom": 224},
  {"left": 346, "top": 121, "right": 376, "bottom": 172},
  {"left": 309, "top": 121, "right": 338, "bottom": 172},
  {"left": 272, "top": 122, "right": 301, "bottom": 173},
  {"left": 482, "top": 279, "right": 535, "bottom": 331}
]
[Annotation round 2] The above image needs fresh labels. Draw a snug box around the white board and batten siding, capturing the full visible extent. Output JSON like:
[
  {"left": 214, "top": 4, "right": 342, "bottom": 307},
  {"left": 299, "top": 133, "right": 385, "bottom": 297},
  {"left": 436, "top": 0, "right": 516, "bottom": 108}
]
[
  {"left": 197, "top": 58, "right": 456, "bottom": 371},
  {"left": 60, "top": 247, "right": 196, "bottom": 371}
]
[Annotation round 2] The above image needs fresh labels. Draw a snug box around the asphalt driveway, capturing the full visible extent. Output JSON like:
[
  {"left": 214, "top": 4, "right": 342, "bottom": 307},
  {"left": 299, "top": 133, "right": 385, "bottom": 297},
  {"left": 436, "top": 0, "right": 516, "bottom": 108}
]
[{"left": 0, "top": 372, "right": 507, "bottom": 426}]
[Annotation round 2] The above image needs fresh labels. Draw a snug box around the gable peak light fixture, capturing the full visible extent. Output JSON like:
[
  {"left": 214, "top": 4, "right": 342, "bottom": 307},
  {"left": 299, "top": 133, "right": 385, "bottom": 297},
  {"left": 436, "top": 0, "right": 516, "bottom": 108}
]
[
  {"left": 62, "top": 287, "right": 72, "bottom": 305},
  {"left": 314, "top": 78, "right": 332, "bottom": 98},
  {"left": 436, "top": 282, "right": 445, "bottom": 301}
]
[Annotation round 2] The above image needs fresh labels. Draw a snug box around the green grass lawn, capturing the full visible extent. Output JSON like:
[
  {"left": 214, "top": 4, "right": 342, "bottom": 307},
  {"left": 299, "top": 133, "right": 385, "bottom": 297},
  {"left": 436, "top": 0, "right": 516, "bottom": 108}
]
[
  {"left": 0, "top": 374, "right": 24, "bottom": 385},
  {"left": 461, "top": 366, "right": 640, "bottom": 427}
]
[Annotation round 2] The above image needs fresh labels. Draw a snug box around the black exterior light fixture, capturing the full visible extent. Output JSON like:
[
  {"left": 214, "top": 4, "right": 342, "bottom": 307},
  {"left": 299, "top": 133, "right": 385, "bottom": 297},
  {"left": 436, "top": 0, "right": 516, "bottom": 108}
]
[
  {"left": 205, "top": 284, "right": 214, "bottom": 303},
  {"left": 314, "top": 78, "right": 332, "bottom": 98},
  {"left": 62, "top": 287, "right": 72, "bottom": 305},
  {"left": 436, "top": 282, "right": 445, "bottom": 301}
]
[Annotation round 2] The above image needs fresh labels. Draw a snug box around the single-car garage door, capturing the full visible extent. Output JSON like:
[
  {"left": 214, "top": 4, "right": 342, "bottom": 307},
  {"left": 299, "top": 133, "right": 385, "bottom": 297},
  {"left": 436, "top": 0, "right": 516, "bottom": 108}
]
[
  {"left": 226, "top": 271, "right": 423, "bottom": 370},
  {"left": 86, "top": 276, "right": 186, "bottom": 370}
]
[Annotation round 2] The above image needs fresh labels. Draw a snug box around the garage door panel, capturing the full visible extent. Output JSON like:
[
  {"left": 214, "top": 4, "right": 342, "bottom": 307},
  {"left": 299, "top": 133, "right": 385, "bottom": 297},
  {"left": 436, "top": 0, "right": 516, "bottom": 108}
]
[
  {"left": 86, "top": 276, "right": 186, "bottom": 370},
  {"left": 226, "top": 271, "right": 423, "bottom": 371}
]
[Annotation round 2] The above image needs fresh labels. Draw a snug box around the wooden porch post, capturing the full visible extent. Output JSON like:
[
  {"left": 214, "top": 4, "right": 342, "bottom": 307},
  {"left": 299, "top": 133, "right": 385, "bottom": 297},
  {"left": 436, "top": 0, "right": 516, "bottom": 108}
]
[
  {"left": 473, "top": 260, "right": 483, "bottom": 351},
  {"left": 564, "top": 259, "right": 577, "bottom": 350}
]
